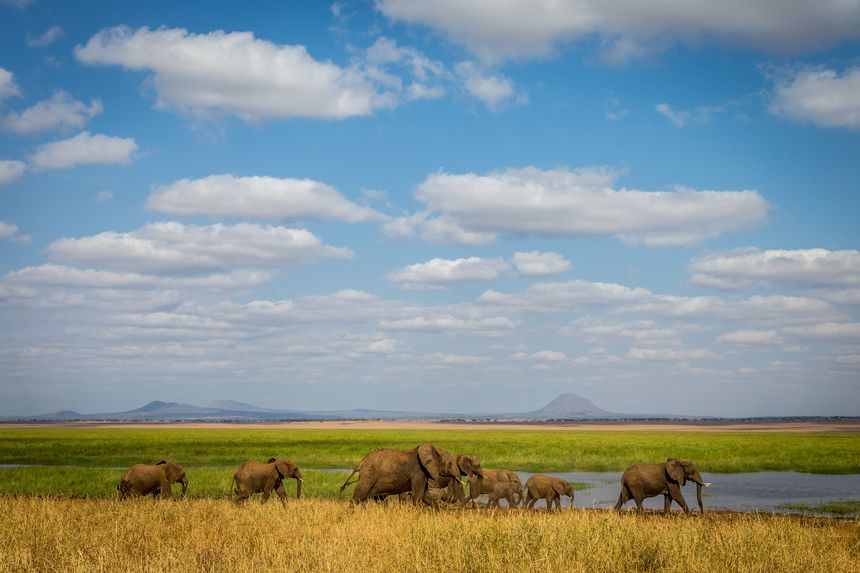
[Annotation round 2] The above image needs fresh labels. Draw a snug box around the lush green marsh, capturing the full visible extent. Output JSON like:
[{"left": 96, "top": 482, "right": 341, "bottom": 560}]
[{"left": 0, "top": 427, "right": 856, "bottom": 474}]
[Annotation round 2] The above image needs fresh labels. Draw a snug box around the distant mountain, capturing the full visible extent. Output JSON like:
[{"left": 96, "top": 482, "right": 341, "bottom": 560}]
[
  {"left": 2, "top": 393, "right": 660, "bottom": 422},
  {"left": 524, "top": 393, "right": 611, "bottom": 419}
]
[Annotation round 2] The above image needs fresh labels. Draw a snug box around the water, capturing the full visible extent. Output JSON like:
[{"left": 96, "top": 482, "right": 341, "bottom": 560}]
[{"left": 512, "top": 471, "right": 860, "bottom": 515}]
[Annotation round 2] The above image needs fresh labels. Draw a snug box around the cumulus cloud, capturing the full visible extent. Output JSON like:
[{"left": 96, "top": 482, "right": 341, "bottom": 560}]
[
  {"left": 655, "top": 102, "right": 729, "bottom": 127},
  {"left": 379, "top": 315, "right": 515, "bottom": 333},
  {"left": 769, "top": 67, "right": 860, "bottom": 129},
  {"left": 1, "top": 92, "right": 103, "bottom": 135},
  {"left": 628, "top": 347, "right": 717, "bottom": 360},
  {"left": 412, "top": 166, "right": 767, "bottom": 245},
  {"left": 479, "top": 279, "right": 652, "bottom": 310},
  {"left": 147, "top": 174, "right": 384, "bottom": 223},
  {"left": 0, "top": 160, "right": 26, "bottom": 185},
  {"left": 46, "top": 222, "right": 350, "bottom": 275},
  {"left": 75, "top": 26, "right": 389, "bottom": 121},
  {"left": 512, "top": 251, "right": 571, "bottom": 276},
  {"left": 26, "top": 25, "right": 62, "bottom": 48},
  {"left": 782, "top": 322, "right": 860, "bottom": 341},
  {"left": 717, "top": 329, "right": 782, "bottom": 345},
  {"left": 454, "top": 61, "right": 518, "bottom": 108},
  {"left": 689, "top": 248, "right": 860, "bottom": 290},
  {"left": 29, "top": 131, "right": 137, "bottom": 170},
  {"left": 0, "top": 67, "right": 19, "bottom": 101},
  {"left": 560, "top": 317, "right": 685, "bottom": 341},
  {"left": 510, "top": 350, "right": 569, "bottom": 362},
  {"left": 386, "top": 256, "right": 510, "bottom": 287},
  {"left": 0, "top": 221, "right": 31, "bottom": 242},
  {"left": 376, "top": 0, "right": 860, "bottom": 63}
]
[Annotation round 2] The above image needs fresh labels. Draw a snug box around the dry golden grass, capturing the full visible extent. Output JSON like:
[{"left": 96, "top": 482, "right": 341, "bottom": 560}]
[{"left": 1, "top": 497, "right": 857, "bottom": 573}]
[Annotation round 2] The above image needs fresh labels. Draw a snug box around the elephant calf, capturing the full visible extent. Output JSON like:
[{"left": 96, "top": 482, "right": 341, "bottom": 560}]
[
  {"left": 615, "top": 458, "right": 711, "bottom": 514},
  {"left": 467, "top": 469, "right": 523, "bottom": 508},
  {"left": 524, "top": 475, "right": 574, "bottom": 510},
  {"left": 233, "top": 458, "right": 303, "bottom": 504},
  {"left": 117, "top": 460, "right": 187, "bottom": 499}
]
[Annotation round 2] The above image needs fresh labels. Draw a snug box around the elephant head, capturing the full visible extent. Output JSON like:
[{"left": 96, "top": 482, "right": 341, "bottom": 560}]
[
  {"left": 554, "top": 479, "right": 575, "bottom": 510},
  {"left": 156, "top": 460, "right": 187, "bottom": 496},
  {"left": 267, "top": 458, "right": 303, "bottom": 498},
  {"left": 416, "top": 444, "right": 444, "bottom": 481},
  {"left": 666, "top": 458, "right": 710, "bottom": 513},
  {"left": 456, "top": 455, "right": 484, "bottom": 479}
]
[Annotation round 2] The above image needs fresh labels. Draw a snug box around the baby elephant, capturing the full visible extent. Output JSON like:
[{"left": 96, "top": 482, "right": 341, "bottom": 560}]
[
  {"left": 233, "top": 458, "right": 303, "bottom": 504},
  {"left": 117, "top": 460, "right": 187, "bottom": 499},
  {"left": 525, "top": 475, "right": 574, "bottom": 510},
  {"left": 467, "top": 469, "right": 523, "bottom": 508}
]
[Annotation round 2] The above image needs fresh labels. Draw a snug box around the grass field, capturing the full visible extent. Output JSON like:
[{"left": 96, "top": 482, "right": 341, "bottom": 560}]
[
  {"left": 0, "top": 497, "right": 856, "bottom": 573},
  {"left": 0, "top": 427, "right": 856, "bottom": 473}
]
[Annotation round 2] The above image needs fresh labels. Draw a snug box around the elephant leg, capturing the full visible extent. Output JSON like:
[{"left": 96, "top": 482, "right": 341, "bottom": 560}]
[
  {"left": 411, "top": 475, "right": 428, "bottom": 506},
  {"left": 526, "top": 496, "right": 536, "bottom": 509},
  {"left": 663, "top": 494, "right": 671, "bottom": 514},
  {"left": 633, "top": 494, "right": 644, "bottom": 512},
  {"left": 352, "top": 480, "right": 372, "bottom": 503},
  {"left": 275, "top": 482, "right": 287, "bottom": 505},
  {"left": 261, "top": 488, "right": 271, "bottom": 504},
  {"left": 615, "top": 486, "right": 629, "bottom": 510},
  {"left": 667, "top": 484, "right": 689, "bottom": 513},
  {"left": 159, "top": 478, "right": 171, "bottom": 499}
]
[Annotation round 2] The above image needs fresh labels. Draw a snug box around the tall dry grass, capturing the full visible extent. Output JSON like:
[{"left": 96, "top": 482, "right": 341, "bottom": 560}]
[{"left": 0, "top": 497, "right": 856, "bottom": 572}]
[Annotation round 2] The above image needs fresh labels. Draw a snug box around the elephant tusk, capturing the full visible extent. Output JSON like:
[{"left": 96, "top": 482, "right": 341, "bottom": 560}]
[
  {"left": 702, "top": 482, "right": 711, "bottom": 487},
  {"left": 297, "top": 477, "right": 304, "bottom": 482}
]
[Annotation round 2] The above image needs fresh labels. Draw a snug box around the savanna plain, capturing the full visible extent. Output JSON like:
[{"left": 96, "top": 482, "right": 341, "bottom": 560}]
[{"left": 0, "top": 426, "right": 857, "bottom": 572}]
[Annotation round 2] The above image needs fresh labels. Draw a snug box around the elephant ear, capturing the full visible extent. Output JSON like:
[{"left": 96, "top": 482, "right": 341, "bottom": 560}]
[
  {"left": 416, "top": 444, "right": 441, "bottom": 481},
  {"left": 552, "top": 480, "right": 567, "bottom": 496},
  {"left": 666, "top": 459, "right": 685, "bottom": 484},
  {"left": 267, "top": 458, "right": 277, "bottom": 464},
  {"left": 155, "top": 460, "right": 167, "bottom": 465},
  {"left": 275, "top": 460, "right": 294, "bottom": 478}
]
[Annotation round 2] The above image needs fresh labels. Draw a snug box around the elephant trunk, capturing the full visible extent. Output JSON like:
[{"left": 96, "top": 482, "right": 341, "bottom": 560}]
[
  {"left": 696, "top": 482, "right": 704, "bottom": 513},
  {"left": 295, "top": 475, "right": 302, "bottom": 499}
]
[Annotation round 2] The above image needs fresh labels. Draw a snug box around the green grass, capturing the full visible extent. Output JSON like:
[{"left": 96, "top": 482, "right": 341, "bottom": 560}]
[
  {"left": 778, "top": 500, "right": 860, "bottom": 516},
  {"left": 0, "top": 427, "right": 855, "bottom": 474}
]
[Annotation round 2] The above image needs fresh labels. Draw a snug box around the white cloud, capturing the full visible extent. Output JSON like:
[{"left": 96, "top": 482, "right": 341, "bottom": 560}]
[
  {"left": 512, "top": 251, "right": 571, "bottom": 276},
  {"left": 29, "top": 132, "right": 137, "bottom": 170},
  {"left": 387, "top": 256, "right": 509, "bottom": 287},
  {"left": 0, "top": 67, "right": 20, "bottom": 101},
  {"left": 782, "top": 322, "right": 860, "bottom": 341},
  {"left": 376, "top": 0, "right": 860, "bottom": 63},
  {"left": 479, "top": 279, "right": 652, "bottom": 310},
  {"left": 770, "top": 67, "right": 860, "bottom": 129},
  {"left": 454, "top": 61, "right": 517, "bottom": 108},
  {"left": 561, "top": 317, "right": 684, "bottom": 341},
  {"left": 655, "top": 103, "right": 689, "bottom": 127},
  {"left": 628, "top": 347, "right": 717, "bottom": 360},
  {"left": 717, "top": 329, "right": 782, "bottom": 345},
  {"left": 413, "top": 166, "right": 768, "bottom": 246},
  {"left": 690, "top": 248, "right": 860, "bottom": 290},
  {"left": 0, "top": 221, "right": 31, "bottom": 242},
  {"left": 46, "top": 222, "right": 350, "bottom": 275},
  {"left": 4, "top": 263, "right": 271, "bottom": 292},
  {"left": 379, "top": 315, "right": 515, "bottom": 332},
  {"left": 147, "top": 174, "right": 383, "bottom": 223},
  {"left": 1, "top": 92, "right": 103, "bottom": 135},
  {"left": 510, "top": 350, "right": 569, "bottom": 362},
  {"left": 26, "top": 25, "right": 62, "bottom": 48},
  {"left": 75, "top": 26, "right": 385, "bottom": 120},
  {"left": 0, "top": 160, "right": 26, "bottom": 185}
]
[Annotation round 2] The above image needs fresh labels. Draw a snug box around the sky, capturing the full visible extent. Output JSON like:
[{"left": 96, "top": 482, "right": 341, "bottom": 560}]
[{"left": 0, "top": 0, "right": 858, "bottom": 417}]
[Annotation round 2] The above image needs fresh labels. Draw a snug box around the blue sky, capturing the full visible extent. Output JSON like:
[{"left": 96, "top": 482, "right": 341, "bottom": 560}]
[{"left": 1, "top": 0, "right": 858, "bottom": 416}]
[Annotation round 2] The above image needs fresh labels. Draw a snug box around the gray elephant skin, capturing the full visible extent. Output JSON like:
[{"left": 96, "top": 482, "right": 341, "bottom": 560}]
[
  {"left": 340, "top": 443, "right": 483, "bottom": 505},
  {"left": 233, "top": 458, "right": 303, "bottom": 503},
  {"left": 467, "top": 469, "right": 523, "bottom": 508},
  {"left": 614, "top": 457, "right": 711, "bottom": 513},
  {"left": 117, "top": 460, "right": 187, "bottom": 499},
  {"left": 525, "top": 474, "right": 574, "bottom": 510}
]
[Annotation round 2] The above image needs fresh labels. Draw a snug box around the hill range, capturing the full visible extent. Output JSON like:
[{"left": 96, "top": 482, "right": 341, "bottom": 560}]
[{"left": 4, "top": 393, "right": 657, "bottom": 422}]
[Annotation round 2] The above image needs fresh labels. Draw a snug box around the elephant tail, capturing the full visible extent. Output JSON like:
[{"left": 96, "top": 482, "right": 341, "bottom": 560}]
[
  {"left": 339, "top": 468, "right": 360, "bottom": 496},
  {"left": 231, "top": 474, "right": 239, "bottom": 496}
]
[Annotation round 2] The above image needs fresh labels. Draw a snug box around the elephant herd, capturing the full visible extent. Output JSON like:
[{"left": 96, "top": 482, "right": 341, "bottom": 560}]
[{"left": 116, "top": 444, "right": 711, "bottom": 514}]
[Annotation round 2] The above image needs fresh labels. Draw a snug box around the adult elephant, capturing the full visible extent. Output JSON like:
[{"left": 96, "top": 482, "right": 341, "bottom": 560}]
[
  {"left": 340, "top": 443, "right": 483, "bottom": 505},
  {"left": 524, "top": 475, "right": 574, "bottom": 510},
  {"left": 233, "top": 458, "right": 303, "bottom": 504},
  {"left": 614, "top": 458, "right": 711, "bottom": 514},
  {"left": 466, "top": 469, "right": 523, "bottom": 508},
  {"left": 117, "top": 460, "right": 187, "bottom": 499}
]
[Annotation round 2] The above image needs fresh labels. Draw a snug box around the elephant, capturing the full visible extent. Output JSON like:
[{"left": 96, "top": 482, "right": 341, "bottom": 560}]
[
  {"left": 340, "top": 443, "right": 483, "bottom": 506},
  {"left": 524, "top": 474, "right": 574, "bottom": 510},
  {"left": 466, "top": 469, "right": 523, "bottom": 508},
  {"left": 117, "top": 460, "right": 187, "bottom": 499},
  {"left": 614, "top": 458, "right": 711, "bottom": 514},
  {"left": 233, "top": 458, "right": 302, "bottom": 504}
]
